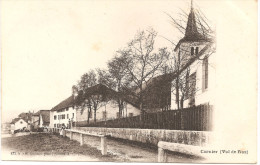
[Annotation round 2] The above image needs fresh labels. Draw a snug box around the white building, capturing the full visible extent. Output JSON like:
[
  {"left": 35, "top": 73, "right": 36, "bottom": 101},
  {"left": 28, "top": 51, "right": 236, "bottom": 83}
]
[
  {"left": 50, "top": 96, "right": 76, "bottom": 128},
  {"left": 49, "top": 84, "right": 140, "bottom": 128},
  {"left": 10, "top": 118, "right": 28, "bottom": 131}
]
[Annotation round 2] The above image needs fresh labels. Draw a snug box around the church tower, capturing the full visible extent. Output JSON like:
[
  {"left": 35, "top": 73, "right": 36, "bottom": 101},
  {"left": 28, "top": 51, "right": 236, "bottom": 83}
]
[
  {"left": 171, "top": 0, "right": 214, "bottom": 109},
  {"left": 174, "top": 0, "right": 210, "bottom": 57}
]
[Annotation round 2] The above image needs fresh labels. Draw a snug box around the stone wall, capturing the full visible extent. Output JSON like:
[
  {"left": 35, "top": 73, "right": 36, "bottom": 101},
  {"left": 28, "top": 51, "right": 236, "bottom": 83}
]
[{"left": 73, "top": 127, "right": 212, "bottom": 146}]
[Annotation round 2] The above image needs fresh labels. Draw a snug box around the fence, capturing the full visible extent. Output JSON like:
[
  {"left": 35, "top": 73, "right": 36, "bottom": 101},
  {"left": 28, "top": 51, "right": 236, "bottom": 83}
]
[{"left": 75, "top": 104, "right": 213, "bottom": 131}]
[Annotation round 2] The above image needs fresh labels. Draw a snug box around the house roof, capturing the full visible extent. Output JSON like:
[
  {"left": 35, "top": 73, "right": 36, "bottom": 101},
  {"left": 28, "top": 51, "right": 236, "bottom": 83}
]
[
  {"left": 33, "top": 110, "right": 49, "bottom": 116},
  {"left": 51, "top": 95, "right": 75, "bottom": 111},
  {"left": 33, "top": 111, "right": 40, "bottom": 116},
  {"left": 74, "top": 84, "right": 139, "bottom": 109},
  {"left": 10, "top": 118, "right": 26, "bottom": 124},
  {"left": 18, "top": 112, "right": 32, "bottom": 123},
  {"left": 83, "top": 84, "right": 117, "bottom": 98}
]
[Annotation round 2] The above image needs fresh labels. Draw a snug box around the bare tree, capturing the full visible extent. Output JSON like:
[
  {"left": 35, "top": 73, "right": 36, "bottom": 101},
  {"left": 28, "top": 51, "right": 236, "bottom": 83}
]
[
  {"left": 117, "top": 28, "right": 170, "bottom": 121},
  {"left": 74, "top": 69, "right": 108, "bottom": 123}
]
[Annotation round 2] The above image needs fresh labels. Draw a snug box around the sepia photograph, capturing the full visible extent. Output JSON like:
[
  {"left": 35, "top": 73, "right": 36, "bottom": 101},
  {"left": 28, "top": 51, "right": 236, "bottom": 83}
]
[{"left": 1, "top": 0, "right": 257, "bottom": 163}]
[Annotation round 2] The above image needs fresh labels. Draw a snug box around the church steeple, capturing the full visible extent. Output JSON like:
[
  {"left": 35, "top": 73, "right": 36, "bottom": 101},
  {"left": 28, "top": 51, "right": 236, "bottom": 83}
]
[
  {"left": 184, "top": 0, "right": 201, "bottom": 40},
  {"left": 174, "top": 0, "right": 210, "bottom": 51}
]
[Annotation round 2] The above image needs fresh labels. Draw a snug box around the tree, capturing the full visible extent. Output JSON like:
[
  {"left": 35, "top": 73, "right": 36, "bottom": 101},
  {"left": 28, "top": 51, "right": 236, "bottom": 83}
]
[
  {"left": 97, "top": 55, "right": 131, "bottom": 118},
  {"left": 117, "top": 28, "right": 170, "bottom": 121},
  {"left": 74, "top": 69, "right": 108, "bottom": 123}
]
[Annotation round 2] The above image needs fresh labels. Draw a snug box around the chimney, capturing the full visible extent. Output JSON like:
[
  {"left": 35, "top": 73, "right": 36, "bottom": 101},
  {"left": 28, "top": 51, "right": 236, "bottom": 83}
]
[{"left": 72, "top": 85, "right": 78, "bottom": 99}]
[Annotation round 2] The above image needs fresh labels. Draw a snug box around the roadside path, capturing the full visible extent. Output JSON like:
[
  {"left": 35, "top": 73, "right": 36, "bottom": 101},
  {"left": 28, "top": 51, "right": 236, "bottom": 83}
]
[{"left": 2, "top": 133, "right": 203, "bottom": 162}]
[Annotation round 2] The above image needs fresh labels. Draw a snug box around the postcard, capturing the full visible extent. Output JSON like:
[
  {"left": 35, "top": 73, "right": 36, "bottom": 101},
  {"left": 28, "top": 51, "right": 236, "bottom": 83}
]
[{"left": 1, "top": 0, "right": 257, "bottom": 163}]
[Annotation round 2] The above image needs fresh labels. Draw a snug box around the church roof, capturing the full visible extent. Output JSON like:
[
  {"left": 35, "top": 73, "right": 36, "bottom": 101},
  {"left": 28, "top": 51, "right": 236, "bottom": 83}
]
[{"left": 174, "top": 0, "right": 210, "bottom": 51}]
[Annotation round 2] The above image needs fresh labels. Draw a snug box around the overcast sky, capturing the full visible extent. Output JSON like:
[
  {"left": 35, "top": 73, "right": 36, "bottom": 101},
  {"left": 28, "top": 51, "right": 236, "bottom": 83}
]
[{"left": 1, "top": 0, "right": 256, "bottom": 123}]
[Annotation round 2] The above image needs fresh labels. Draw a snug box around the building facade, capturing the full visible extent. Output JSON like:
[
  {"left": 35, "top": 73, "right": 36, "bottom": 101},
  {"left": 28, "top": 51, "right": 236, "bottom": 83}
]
[
  {"left": 10, "top": 118, "right": 28, "bottom": 131},
  {"left": 49, "top": 84, "right": 140, "bottom": 128},
  {"left": 50, "top": 96, "right": 76, "bottom": 128}
]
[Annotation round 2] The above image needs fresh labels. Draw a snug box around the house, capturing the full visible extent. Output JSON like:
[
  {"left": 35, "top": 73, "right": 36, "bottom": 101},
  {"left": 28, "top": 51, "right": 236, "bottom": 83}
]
[
  {"left": 10, "top": 118, "right": 28, "bottom": 131},
  {"left": 18, "top": 112, "right": 33, "bottom": 124},
  {"left": 18, "top": 112, "right": 33, "bottom": 130},
  {"left": 31, "top": 111, "right": 41, "bottom": 129},
  {"left": 141, "top": 73, "right": 173, "bottom": 112},
  {"left": 49, "top": 84, "right": 140, "bottom": 128},
  {"left": 170, "top": 1, "right": 216, "bottom": 109},
  {"left": 50, "top": 95, "right": 76, "bottom": 128},
  {"left": 75, "top": 84, "right": 140, "bottom": 124}
]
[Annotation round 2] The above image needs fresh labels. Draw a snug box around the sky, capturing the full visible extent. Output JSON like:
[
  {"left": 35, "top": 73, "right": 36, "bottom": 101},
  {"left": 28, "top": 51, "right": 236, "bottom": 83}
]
[{"left": 1, "top": 0, "right": 256, "bottom": 123}]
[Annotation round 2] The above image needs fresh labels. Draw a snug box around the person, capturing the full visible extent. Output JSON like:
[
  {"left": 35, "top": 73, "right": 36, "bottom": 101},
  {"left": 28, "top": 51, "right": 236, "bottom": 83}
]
[
  {"left": 60, "top": 125, "right": 65, "bottom": 136},
  {"left": 44, "top": 126, "right": 48, "bottom": 132}
]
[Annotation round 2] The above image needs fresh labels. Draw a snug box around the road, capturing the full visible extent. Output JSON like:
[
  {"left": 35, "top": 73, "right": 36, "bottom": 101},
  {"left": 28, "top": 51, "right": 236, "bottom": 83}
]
[{"left": 1, "top": 133, "right": 203, "bottom": 162}]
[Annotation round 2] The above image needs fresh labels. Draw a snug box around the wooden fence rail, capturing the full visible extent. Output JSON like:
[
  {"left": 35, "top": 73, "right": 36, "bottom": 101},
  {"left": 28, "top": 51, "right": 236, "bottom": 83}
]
[{"left": 75, "top": 104, "right": 213, "bottom": 131}]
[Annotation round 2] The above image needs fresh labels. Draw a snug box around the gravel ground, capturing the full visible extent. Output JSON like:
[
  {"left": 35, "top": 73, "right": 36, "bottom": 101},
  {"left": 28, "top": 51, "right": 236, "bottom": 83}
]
[{"left": 1, "top": 133, "right": 204, "bottom": 162}]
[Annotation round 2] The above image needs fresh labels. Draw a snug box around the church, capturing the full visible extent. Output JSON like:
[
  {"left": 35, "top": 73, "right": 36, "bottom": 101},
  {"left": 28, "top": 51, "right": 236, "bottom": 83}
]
[{"left": 170, "top": 0, "right": 216, "bottom": 110}]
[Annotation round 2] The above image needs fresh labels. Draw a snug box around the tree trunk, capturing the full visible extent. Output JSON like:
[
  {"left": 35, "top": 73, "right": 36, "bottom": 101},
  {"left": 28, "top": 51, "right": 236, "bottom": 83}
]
[
  {"left": 94, "top": 109, "right": 96, "bottom": 123},
  {"left": 176, "top": 78, "right": 180, "bottom": 110},
  {"left": 139, "top": 86, "right": 145, "bottom": 123},
  {"left": 87, "top": 108, "right": 90, "bottom": 124},
  {"left": 180, "top": 95, "right": 184, "bottom": 109}
]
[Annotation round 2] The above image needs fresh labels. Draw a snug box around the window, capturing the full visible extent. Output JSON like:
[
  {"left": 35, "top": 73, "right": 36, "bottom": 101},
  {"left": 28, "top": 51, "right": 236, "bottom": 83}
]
[
  {"left": 54, "top": 124, "right": 56, "bottom": 128},
  {"left": 20, "top": 121, "right": 23, "bottom": 124},
  {"left": 62, "top": 114, "right": 65, "bottom": 119},
  {"left": 202, "top": 57, "right": 208, "bottom": 91},
  {"left": 129, "top": 113, "right": 133, "bottom": 117},
  {"left": 195, "top": 47, "right": 199, "bottom": 55},
  {"left": 72, "top": 113, "right": 74, "bottom": 119},
  {"left": 191, "top": 47, "right": 194, "bottom": 56},
  {"left": 102, "top": 111, "right": 107, "bottom": 120},
  {"left": 54, "top": 115, "right": 57, "bottom": 120},
  {"left": 67, "top": 114, "right": 69, "bottom": 119}
]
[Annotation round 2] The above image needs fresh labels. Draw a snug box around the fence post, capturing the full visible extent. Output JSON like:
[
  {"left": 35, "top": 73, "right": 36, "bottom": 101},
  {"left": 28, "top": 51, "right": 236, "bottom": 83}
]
[
  {"left": 101, "top": 136, "right": 107, "bottom": 155},
  {"left": 158, "top": 147, "right": 167, "bottom": 162},
  {"left": 80, "top": 133, "right": 83, "bottom": 146},
  {"left": 70, "top": 131, "right": 72, "bottom": 140}
]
